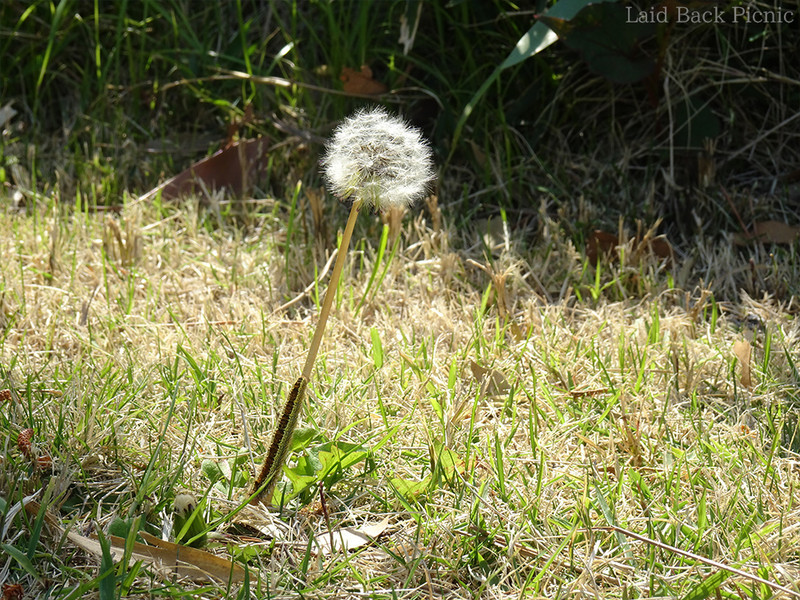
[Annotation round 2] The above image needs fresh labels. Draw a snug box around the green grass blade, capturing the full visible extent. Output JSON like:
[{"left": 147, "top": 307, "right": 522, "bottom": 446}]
[
  {"left": 355, "top": 223, "right": 389, "bottom": 316},
  {"left": 370, "top": 327, "right": 383, "bottom": 370},
  {"left": 35, "top": 0, "right": 71, "bottom": 94},
  {"left": 680, "top": 570, "right": 732, "bottom": 600},
  {"left": 96, "top": 530, "right": 116, "bottom": 600},
  {"left": 0, "top": 543, "right": 40, "bottom": 581}
]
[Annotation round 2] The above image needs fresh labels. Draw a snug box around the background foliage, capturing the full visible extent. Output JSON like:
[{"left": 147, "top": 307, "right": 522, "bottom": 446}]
[{"left": 3, "top": 1, "right": 797, "bottom": 237}]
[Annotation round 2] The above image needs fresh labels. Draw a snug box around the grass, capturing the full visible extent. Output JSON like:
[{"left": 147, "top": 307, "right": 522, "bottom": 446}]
[
  {"left": 1, "top": 191, "right": 799, "bottom": 599},
  {"left": 2, "top": 1, "right": 800, "bottom": 598}
]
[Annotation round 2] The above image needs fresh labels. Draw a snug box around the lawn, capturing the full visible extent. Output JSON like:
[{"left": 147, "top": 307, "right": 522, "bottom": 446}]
[{"left": 2, "top": 2, "right": 800, "bottom": 599}]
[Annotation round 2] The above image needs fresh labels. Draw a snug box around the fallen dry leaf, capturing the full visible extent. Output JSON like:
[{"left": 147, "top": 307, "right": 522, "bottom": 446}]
[
  {"left": 0, "top": 102, "right": 17, "bottom": 128},
  {"left": 340, "top": 65, "right": 388, "bottom": 95},
  {"left": 732, "top": 339, "right": 752, "bottom": 388},
  {"left": 2, "top": 583, "right": 24, "bottom": 600},
  {"left": 313, "top": 517, "right": 390, "bottom": 555},
  {"left": 586, "top": 229, "right": 673, "bottom": 265},
  {"left": 586, "top": 230, "right": 619, "bottom": 264},
  {"left": 138, "top": 137, "right": 271, "bottom": 202},
  {"left": 733, "top": 221, "right": 800, "bottom": 246},
  {"left": 469, "top": 360, "right": 512, "bottom": 396},
  {"left": 25, "top": 500, "right": 247, "bottom": 584}
]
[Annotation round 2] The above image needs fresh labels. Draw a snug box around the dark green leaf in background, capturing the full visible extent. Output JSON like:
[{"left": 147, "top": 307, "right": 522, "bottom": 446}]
[{"left": 538, "top": 2, "right": 657, "bottom": 84}]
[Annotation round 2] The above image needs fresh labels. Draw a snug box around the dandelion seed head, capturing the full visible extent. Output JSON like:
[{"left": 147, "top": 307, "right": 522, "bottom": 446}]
[{"left": 322, "top": 107, "right": 435, "bottom": 211}]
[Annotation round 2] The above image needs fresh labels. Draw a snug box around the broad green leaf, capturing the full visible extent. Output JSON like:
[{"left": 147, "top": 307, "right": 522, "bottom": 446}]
[
  {"left": 538, "top": 3, "right": 656, "bottom": 84},
  {"left": 432, "top": 440, "right": 466, "bottom": 481},
  {"left": 673, "top": 95, "right": 721, "bottom": 148},
  {"left": 283, "top": 467, "right": 317, "bottom": 499},
  {"left": 290, "top": 426, "right": 319, "bottom": 452},
  {"left": 502, "top": 0, "right": 617, "bottom": 70},
  {"left": 201, "top": 459, "right": 224, "bottom": 484},
  {"left": 318, "top": 442, "right": 368, "bottom": 479}
]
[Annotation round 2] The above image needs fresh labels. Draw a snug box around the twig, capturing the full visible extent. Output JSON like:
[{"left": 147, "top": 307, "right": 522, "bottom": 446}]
[
  {"left": 596, "top": 525, "right": 800, "bottom": 599},
  {"left": 722, "top": 110, "right": 800, "bottom": 166}
]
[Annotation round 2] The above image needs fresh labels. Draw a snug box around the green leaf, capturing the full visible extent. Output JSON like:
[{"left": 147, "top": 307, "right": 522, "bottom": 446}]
[
  {"left": 431, "top": 440, "right": 466, "bottom": 482},
  {"left": 318, "top": 442, "right": 368, "bottom": 480},
  {"left": 429, "top": 394, "right": 443, "bottom": 420},
  {"left": 283, "top": 467, "right": 318, "bottom": 500},
  {"left": 733, "top": 510, "right": 759, "bottom": 552},
  {"left": 502, "top": 0, "right": 616, "bottom": 70},
  {"left": 290, "top": 426, "right": 319, "bottom": 452},
  {"left": 201, "top": 459, "right": 224, "bottom": 484},
  {"left": 108, "top": 517, "right": 145, "bottom": 543},
  {"left": 282, "top": 440, "right": 369, "bottom": 502},
  {"left": 26, "top": 493, "right": 49, "bottom": 560},
  {"left": 451, "top": 0, "right": 614, "bottom": 151},
  {"left": 291, "top": 452, "right": 322, "bottom": 478},
  {"left": 673, "top": 95, "right": 721, "bottom": 148},
  {"left": 390, "top": 476, "right": 431, "bottom": 499},
  {"left": 96, "top": 530, "right": 116, "bottom": 600},
  {"left": 593, "top": 483, "right": 633, "bottom": 559},
  {"left": 537, "top": 3, "right": 656, "bottom": 84},
  {"left": 356, "top": 224, "right": 389, "bottom": 315},
  {"left": 173, "top": 495, "right": 208, "bottom": 548}
]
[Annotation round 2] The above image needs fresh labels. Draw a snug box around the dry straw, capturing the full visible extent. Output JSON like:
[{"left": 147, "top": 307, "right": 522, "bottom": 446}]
[{"left": 250, "top": 107, "right": 434, "bottom": 505}]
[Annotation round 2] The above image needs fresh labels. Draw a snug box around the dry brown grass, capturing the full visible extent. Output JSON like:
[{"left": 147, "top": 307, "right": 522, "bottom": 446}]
[{"left": 2, "top": 190, "right": 800, "bottom": 598}]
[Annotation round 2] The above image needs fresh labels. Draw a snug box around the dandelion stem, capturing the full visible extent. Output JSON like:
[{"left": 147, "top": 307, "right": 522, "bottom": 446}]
[
  {"left": 250, "top": 202, "right": 361, "bottom": 506},
  {"left": 301, "top": 202, "right": 361, "bottom": 380}
]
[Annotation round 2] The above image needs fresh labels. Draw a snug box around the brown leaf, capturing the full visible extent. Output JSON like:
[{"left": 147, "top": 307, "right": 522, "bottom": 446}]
[
  {"left": 340, "top": 65, "right": 388, "bottom": 95},
  {"left": 642, "top": 237, "right": 674, "bottom": 262},
  {"left": 586, "top": 228, "right": 673, "bottom": 265},
  {"left": 2, "top": 583, "right": 24, "bottom": 600},
  {"left": 586, "top": 230, "right": 619, "bottom": 264},
  {"left": 751, "top": 221, "right": 800, "bottom": 245},
  {"left": 732, "top": 340, "right": 752, "bottom": 388},
  {"left": 24, "top": 501, "right": 247, "bottom": 584},
  {"left": 469, "top": 360, "right": 511, "bottom": 396},
  {"left": 139, "top": 137, "right": 271, "bottom": 202}
]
